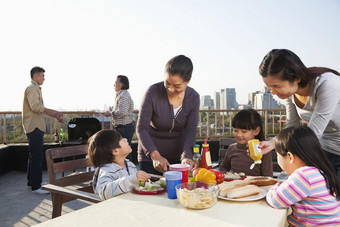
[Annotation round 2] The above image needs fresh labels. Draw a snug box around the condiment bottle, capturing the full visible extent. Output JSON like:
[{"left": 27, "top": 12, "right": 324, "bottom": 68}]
[
  {"left": 54, "top": 129, "right": 59, "bottom": 143},
  {"left": 200, "top": 140, "right": 212, "bottom": 169},
  {"left": 192, "top": 144, "right": 201, "bottom": 168},
  {"left": 248, "top": 139, "right": 262, "bottom": 169},
  {"left": 60, "top": 128, "right": 65, "bottom": 144}
]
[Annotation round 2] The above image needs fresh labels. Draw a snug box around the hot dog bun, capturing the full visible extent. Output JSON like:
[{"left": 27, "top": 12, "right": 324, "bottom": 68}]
[
  {"left": 219, "top": 180, "right": 247, "bottom": 197},
  {"left": 246, "top": 176, "right": 277, "bottom": 186},
  {"left": 227, "top": 185, "right": 260, "bottom": 199}
]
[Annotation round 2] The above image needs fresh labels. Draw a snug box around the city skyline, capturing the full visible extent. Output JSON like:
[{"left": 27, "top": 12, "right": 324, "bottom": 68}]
[
  {"left": 1, "top": 1, "right": 339, "bottom": 111},
  {"left": 200, "top": 86, "right": 282, "bottom": 110}
]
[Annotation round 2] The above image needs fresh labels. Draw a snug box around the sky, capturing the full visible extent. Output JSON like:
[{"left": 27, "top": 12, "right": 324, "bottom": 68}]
[{"left": 1, "top": 0, "right": 340, "bottom": 111}]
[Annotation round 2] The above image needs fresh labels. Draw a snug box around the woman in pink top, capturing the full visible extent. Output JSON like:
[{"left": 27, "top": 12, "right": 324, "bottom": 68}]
[{"left": 266, "top": 126, "right": 340, "bottom": 226}]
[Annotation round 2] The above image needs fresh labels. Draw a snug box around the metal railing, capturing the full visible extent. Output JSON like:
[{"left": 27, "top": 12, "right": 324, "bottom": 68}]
[
  {"left": 0, "top": 109, "right": 286, "bottom": 144},
  {"left": 197, "top": 109, "right": 286, "bottom": 139}
]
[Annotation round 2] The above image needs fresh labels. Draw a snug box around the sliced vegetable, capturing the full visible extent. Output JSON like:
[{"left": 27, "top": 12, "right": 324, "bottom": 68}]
[
  {"left": 194, "top": 168, "right": 224, "bottom": 184},
  {"left": 135, "top": 179, "right": 165, "bottom": 191},
  {"left": 194, "top": 168, "right": 216, "bottom": 184},
  {"left": 188, "top": 177, "right": 196, "bottom": 183},
  {"left": 209, "top": 169, "right": 225, "bottom": 184}
]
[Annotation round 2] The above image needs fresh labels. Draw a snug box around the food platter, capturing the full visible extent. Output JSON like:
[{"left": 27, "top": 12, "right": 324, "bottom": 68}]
[
  {"left": 218, "top": 188, "right": 267, "bottom": 201},
  {"left": 132, "top": 188, "right": 166, "bottom": 195}
]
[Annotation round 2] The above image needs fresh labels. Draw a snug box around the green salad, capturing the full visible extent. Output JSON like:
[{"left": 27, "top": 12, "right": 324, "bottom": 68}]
[{"left": 135, "top": 179, "right": 166, "bottom": 192}]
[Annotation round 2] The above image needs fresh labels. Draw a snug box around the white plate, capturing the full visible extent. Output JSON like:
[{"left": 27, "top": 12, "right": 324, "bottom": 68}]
[{"left": 218, "top": 188, "right": 267, "bottom": 201}]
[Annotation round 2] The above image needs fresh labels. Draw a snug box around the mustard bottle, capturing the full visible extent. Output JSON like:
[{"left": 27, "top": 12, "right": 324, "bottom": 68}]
[{"left": 248, "top": 139, "right": 262, "bottom": 169}]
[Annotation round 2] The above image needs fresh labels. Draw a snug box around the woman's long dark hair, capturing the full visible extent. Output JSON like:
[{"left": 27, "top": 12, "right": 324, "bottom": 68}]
[
  {"left": 259, "top": 49, "right": 340, "bottom": 88},
  {"left": 232, "top": 109, "right": 265, "bottom": 141},
  {"left": 276, "top": 126, "right": 340, "bottom": 200}
]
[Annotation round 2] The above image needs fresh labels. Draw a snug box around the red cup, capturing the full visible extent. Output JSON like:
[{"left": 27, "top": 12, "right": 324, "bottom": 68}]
[{"left": 169, "top": 164, "right": 190, "bottom": 183}]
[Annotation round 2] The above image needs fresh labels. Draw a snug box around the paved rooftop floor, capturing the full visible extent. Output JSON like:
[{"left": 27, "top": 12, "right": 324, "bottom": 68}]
[{"left": 0, "top": 171, "right": 92, "bottom": 227}]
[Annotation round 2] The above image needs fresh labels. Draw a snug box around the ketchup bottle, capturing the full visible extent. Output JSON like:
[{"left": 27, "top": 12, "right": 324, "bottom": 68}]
[
  {"left": 248, "top": 139, "right": 262, "bottom": 169},
  {"left": 200, "top": 140, "right": 212, "bottom": 169}
]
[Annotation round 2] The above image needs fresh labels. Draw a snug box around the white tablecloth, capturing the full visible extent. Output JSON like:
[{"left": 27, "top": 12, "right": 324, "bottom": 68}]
[{"left": 35, "top": 186, "right": 288, "bottom": 227}]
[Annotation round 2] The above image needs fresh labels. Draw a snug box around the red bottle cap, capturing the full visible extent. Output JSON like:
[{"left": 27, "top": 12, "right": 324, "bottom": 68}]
[{"left": 202, "top": 139, "right": 209, "bottom": 147}]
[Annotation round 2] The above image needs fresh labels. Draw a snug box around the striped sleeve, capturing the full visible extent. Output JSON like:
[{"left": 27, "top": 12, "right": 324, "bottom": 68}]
[
  {"left": 112, "top": 91, "right": 131, "bottom": 118},
  {"left": 95, "top": 163, "right": 138, "bottom": 200},
  {"left": 266, "top": 169, "right": 311, "bottom": 209}
]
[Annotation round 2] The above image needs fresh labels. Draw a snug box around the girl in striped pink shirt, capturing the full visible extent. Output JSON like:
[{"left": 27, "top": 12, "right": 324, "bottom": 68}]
[{"left": 266, "top": 126, "right": 340, "bottom": 226}]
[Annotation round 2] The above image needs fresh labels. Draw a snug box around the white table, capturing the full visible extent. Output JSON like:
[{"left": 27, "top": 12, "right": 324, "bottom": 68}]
[{"left": 35, "top": 186, "right": 288, "bottom": 227}]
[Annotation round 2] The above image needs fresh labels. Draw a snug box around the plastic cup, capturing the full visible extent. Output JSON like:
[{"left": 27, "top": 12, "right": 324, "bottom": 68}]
[
  {"left": 164, "top": 171, "right": 182, "bottom": 199},
  {"left": 169, "top": 164, "right": 190, "bottom": 183}
]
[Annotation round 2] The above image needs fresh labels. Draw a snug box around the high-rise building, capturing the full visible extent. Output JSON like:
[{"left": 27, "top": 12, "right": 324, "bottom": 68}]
[
  {"left": 214, "top": 92, "right": 220, "bottom": 110},
  {"left": 252, "top": 87, "right": 281, "bottom": 109},
  {"left": 200, "top": 95, "right": 214, "bottom": 110},
  {"left": 220, "top": 88, "right": 238, "bottom": 110}
]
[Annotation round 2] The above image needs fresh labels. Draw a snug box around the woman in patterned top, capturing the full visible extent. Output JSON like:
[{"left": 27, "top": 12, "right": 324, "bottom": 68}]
[
  {"left": 103, "top": 75, "right": 135, "bottom": 160},
  {"left": 266, "top": 126, "right": 340, "bottom": 226}
]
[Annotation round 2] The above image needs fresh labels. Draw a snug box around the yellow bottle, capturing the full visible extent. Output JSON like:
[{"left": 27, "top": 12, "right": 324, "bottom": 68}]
[{"left": 248, "top": 139, "right": 262, "bottom": 169}]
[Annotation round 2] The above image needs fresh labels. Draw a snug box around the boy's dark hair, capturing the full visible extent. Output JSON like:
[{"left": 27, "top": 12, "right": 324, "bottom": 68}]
[
  {"left": 165, "top": 55, "right": 193, "bottom": 82},
  {"left": 87, "top": 129, "right": 122, "bottom": 168},
  {"left": 30, "top": 66, "right": 45, "bottom": 79},
  {"left": 276, "top": 126, "right": 340, "bottom": 200},
  {"left": 117, "top": 75, "right": 129, "bottom": 90},
  {"left": 232, "top": 109, "right": 265, "bottom": 141}
]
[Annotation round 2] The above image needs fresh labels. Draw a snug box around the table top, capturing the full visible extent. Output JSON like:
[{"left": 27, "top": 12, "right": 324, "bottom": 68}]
[{"left": 36, "top": 185, "right": 288, "bottom": 227}]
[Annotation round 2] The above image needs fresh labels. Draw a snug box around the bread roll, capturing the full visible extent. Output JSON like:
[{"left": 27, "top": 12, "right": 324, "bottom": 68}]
[
  {"left": 247, "top": 177, "right": 277, "bottom": 186},
  {"left": 227, "top": 185, "right": 260, "bottom": 199},
  {"left": 219, "top": 180, "right": 247, "bottom": 197}
]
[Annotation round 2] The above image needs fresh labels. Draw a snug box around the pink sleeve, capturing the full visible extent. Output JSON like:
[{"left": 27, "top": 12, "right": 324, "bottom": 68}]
[{"left": 266, "top": 169, "right": 311, "bottom": 209}]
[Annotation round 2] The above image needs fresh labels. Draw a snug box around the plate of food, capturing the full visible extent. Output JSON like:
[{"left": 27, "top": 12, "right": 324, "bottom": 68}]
[
  {"left": 224, "top": 171, "right": 246, "bottom": 181},
  {"left": 132, "top": 179, "right": 166, "bottom": 195},
  {"left": 218, "top": 188, "right": 267, "bottom": 201},
  {"left": 218, "top": 185, "right": 267, "bottom": 202}
]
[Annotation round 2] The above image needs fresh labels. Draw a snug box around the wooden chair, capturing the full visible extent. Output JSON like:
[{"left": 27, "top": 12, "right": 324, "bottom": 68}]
[
  {"left": 217, "top": 138, "right": 237, "bottom": 167},
  {"left": 42, "top": 144, "right": 101, "bottom": 218}
]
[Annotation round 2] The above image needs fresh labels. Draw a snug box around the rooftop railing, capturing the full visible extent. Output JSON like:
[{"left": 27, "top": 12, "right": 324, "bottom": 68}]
[{"left": 0, "top": 109, "right": 286, "bottom": 144}]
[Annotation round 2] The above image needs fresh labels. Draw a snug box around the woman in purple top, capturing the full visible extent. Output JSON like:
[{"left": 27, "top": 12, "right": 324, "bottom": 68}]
[{"left": 136, "top": 55, "right": 200, "bottom": 174}]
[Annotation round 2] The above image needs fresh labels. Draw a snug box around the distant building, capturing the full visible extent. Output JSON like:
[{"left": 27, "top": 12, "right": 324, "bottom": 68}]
[
  {"left": 214, "top": 92, "right": 220, "bottom": 110},
  {"left": 220, "top": 88, "right": 238, "bottom": 110},
  {"left": 200, "top": 95, "right": 214, "bottom": 110},
  {"left": 239, "top": 103, "right": 252, "bottom": 110},
  {"left": 252, "top": 87, "right": 282, "bottom": 109},
  {"left": 248, "top": 91, "right": 261, "bottom": 107}
]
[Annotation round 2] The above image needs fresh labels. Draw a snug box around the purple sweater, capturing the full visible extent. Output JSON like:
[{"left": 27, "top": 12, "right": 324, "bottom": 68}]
[{"left": 136, "top": 82, "right": 200, "bottom": 163}]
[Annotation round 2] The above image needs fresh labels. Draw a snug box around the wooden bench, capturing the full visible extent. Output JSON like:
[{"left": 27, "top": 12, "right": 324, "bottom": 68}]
[{"left": 42, "top": 144, "right": 101, "bottom": 218}]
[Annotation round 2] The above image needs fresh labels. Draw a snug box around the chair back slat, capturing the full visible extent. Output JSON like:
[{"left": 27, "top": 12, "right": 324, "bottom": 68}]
[
  {"left": 53, "top": 159, "right": 91, "bottom": 174},
  {"left": 219, "top": 138, "right": 237, "bottom": 148},
  {"left": 55, "top": 171, "right": 94, "bottom": 187},
  {"left": 218, "top": 138, "right": 237, "bottom": 166},
  {"left": 48, "top": 145, "right": 88, "bottom": 159}
]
